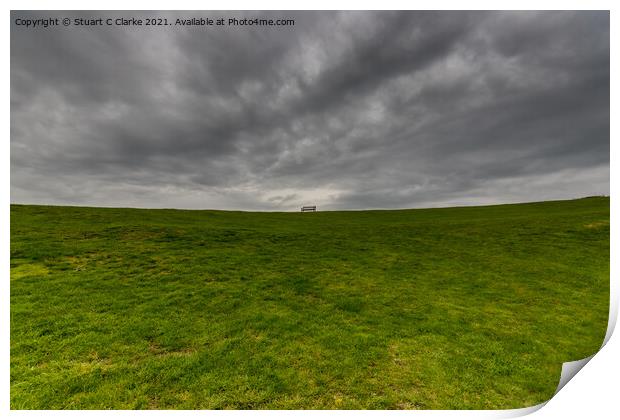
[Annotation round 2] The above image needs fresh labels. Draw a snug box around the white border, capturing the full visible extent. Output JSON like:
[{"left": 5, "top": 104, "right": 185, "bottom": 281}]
[{"left": 3, "top": 2, "right": 617, "bottom": 419}]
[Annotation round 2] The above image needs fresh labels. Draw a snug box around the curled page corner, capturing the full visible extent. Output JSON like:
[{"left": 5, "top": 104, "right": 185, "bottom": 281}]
[
  {"left": 554, "top": 355, "right": 595, "bottom": 395},
  {"left": 497, "top": 293, "right": 617, "bottom": 418},
  {"left": 551, "top": 288, "right": 619, "bottom": 396},
  {"left": 496, "top": 355, "right": 599, "bottom": 418}
]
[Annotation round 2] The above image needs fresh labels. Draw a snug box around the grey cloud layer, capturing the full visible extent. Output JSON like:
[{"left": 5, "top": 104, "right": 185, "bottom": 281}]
[{"left": 11, "top": 11, "right": 609, "bottom": 210}]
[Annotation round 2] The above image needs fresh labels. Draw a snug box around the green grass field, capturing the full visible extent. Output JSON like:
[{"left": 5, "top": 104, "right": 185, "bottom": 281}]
[{"left": 10, "top": 197, "right": 609, "bottom": 409}]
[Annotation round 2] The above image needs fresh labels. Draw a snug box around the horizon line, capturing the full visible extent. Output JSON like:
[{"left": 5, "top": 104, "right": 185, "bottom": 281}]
[{"left": 9, "top": 195, "right": 610, "bottom": 213}]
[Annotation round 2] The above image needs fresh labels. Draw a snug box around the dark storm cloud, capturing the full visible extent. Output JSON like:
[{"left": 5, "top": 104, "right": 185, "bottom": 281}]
[{"left": 11, "top": 11, "right": 609, "bottom": 210}]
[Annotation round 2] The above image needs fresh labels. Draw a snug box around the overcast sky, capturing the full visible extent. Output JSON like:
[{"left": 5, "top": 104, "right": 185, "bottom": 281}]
[{"left": 11, "top": 11, "right": 609, "bottom": 210}]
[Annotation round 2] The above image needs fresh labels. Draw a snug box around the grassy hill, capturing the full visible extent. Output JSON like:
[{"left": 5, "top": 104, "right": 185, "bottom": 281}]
[{"left": 10, "top": 197, "right": 610, "bottom": 409}]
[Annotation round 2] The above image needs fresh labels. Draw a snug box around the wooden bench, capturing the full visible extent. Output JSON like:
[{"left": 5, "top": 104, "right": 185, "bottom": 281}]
[{"left": 301, "top": 205, "right": 316, "bottom": 212}]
